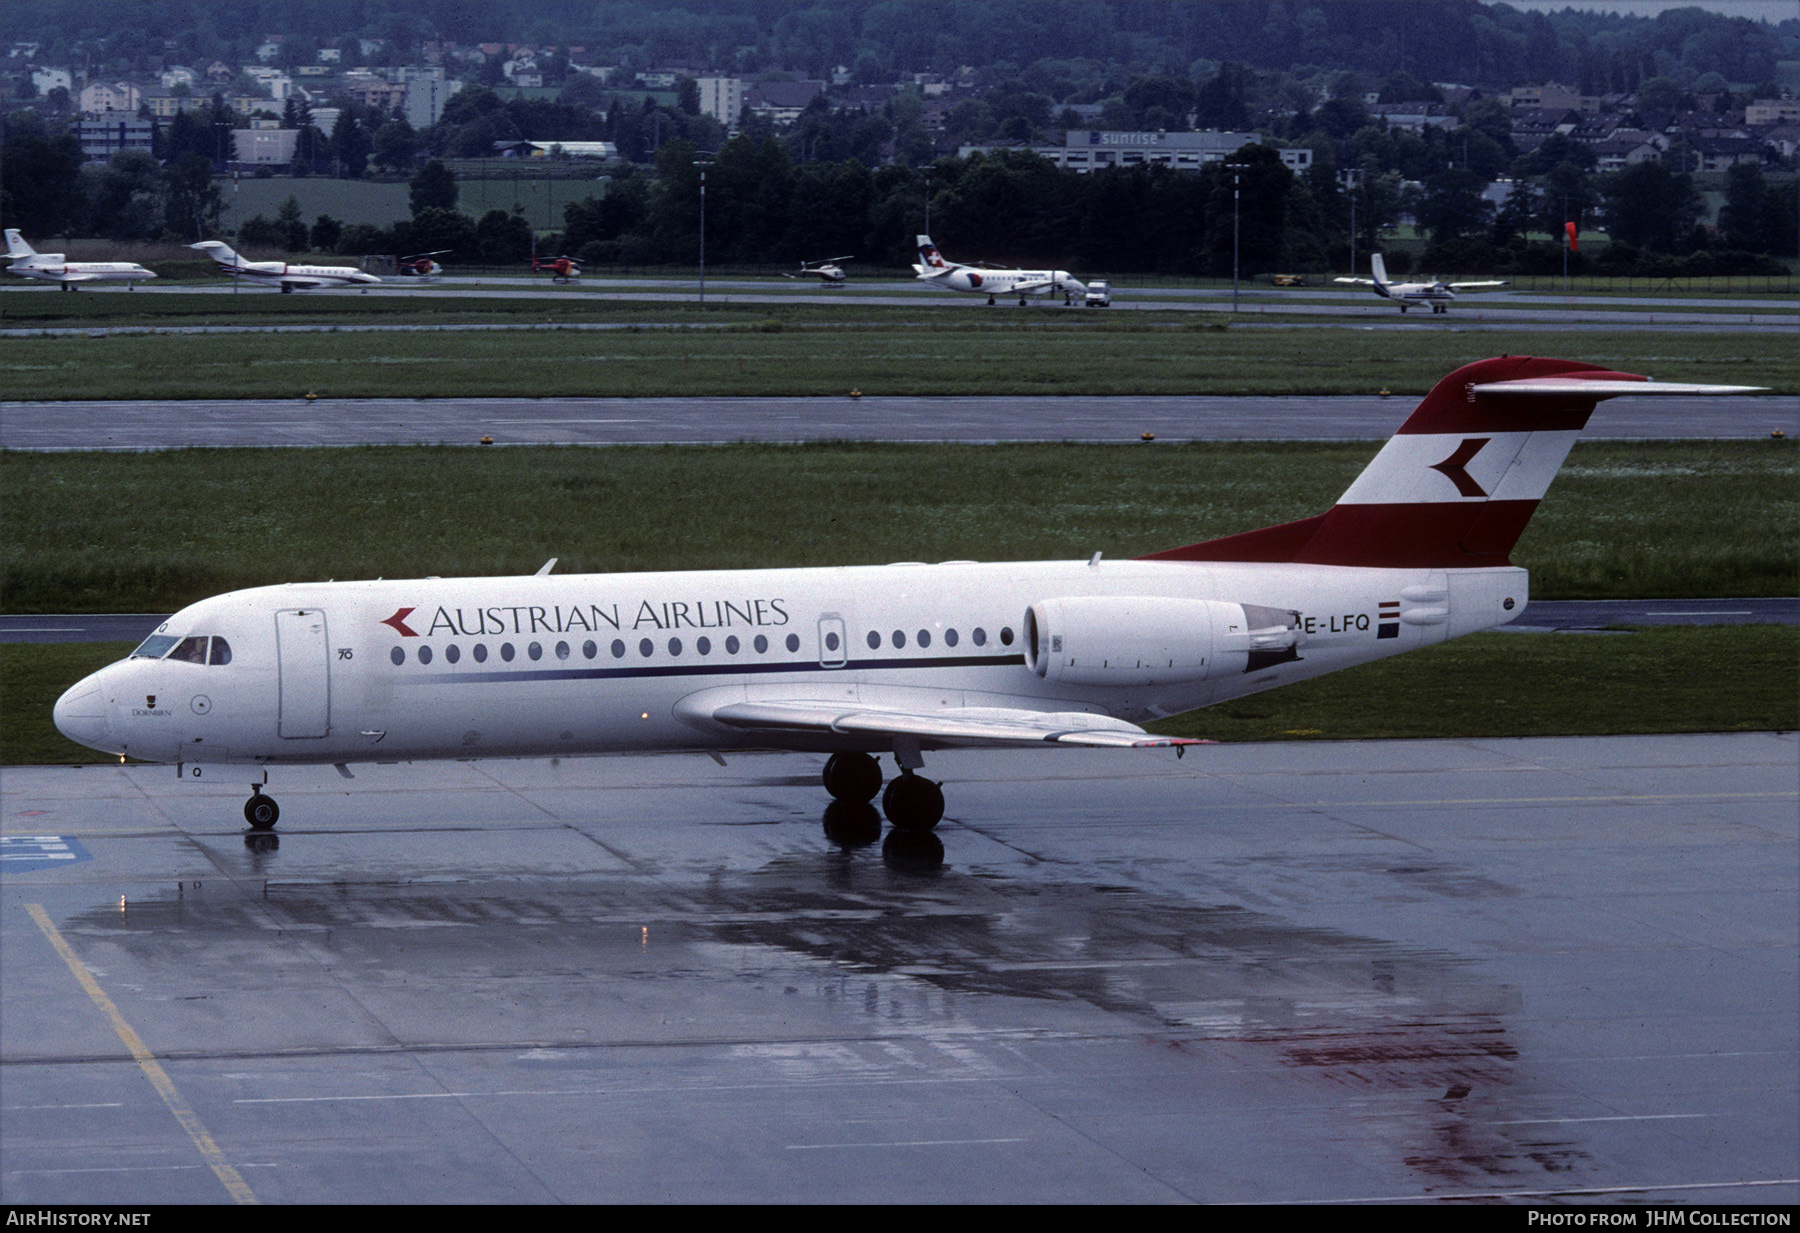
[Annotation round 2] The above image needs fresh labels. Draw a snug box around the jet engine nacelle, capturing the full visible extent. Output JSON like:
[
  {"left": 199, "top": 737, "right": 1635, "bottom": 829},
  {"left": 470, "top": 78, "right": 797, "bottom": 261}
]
[{"left": 1022, "top": 597, "right": 1304, "bottom": 686}]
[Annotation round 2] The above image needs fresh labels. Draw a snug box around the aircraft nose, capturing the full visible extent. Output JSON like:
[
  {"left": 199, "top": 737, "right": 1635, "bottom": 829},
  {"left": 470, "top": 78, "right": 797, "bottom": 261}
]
[{"left": 53, "top": 676, "right": 113, "bottom": 752}]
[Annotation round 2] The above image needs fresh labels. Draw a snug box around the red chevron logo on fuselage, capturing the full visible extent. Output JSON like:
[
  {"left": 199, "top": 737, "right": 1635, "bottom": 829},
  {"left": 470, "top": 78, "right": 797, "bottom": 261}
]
[
  {"left": 1430, "top": 437, "right": 1491, "bottom": 498},
  {"left": 381, "top": 607, "right": 419, "bottom": 637}
]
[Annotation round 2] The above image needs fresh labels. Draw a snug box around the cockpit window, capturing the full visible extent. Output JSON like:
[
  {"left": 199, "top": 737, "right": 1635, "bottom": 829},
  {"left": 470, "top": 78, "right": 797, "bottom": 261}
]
[
  {"left": 208, "top": 637, "right": 232, "bottom": 665},
  {"left": 131, "top": 634, "right": 179, "bottom": 659},
  {"left": 167, "top": 636, "right": 209, "bottom": 664}
]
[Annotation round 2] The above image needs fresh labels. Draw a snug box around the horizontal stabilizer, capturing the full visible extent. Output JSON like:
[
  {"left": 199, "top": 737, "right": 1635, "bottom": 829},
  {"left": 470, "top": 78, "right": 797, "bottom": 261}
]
[{"left": 1471, "top": 377, "right": 1768, "bottom": 397}]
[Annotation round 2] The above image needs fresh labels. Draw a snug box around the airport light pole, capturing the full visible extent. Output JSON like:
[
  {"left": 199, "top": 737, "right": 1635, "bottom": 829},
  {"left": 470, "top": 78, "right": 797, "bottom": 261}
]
[
  {"left": 924, "top": 167, "right": 930, "bottom": 234},
  {"left": 694, "top": 154, "right": 713, "bottom": 306},
  {"left": 1226, "top": 163, "right": 1250, "bottom": 313}
]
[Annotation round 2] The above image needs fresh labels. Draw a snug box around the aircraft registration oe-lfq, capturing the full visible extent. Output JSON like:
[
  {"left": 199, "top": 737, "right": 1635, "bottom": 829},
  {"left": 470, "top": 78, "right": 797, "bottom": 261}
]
[
  {"left": 912, "top": 234, "right": 1087, "bottom": 305},
  {"left": 53, "top": 357, "right": 1764, "bottom": 835},
  {"left": 1335, "top": 252, "right": 1509, "bottom": 314},
  {"left": 5, "top": 229, "right": 156, "bottom": 290},
  {"left": 188, "top": 240, "right": 381, "bottom": 293}
]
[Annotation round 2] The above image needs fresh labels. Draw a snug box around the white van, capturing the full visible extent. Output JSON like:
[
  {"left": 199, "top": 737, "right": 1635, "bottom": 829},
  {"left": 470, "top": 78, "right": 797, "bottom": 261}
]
[{"left": 1084, "top": 280, "right": 1111, "bottom": 307}]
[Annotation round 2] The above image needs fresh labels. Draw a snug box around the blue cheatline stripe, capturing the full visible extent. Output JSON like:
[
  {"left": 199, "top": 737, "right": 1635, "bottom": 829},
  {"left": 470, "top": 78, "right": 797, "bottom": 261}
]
[{"left": 412, "top": 653, "right": 1026, "bottom": 686}]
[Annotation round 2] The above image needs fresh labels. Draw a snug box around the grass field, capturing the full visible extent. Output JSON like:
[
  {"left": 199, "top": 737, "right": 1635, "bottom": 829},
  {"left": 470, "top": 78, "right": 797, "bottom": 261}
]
[
  {"left": 5, "top": 625, "right": 1792, "bottom": 765},
  {"left": 0, "top": 318, "right": 1792, "bottom": 400},
  {"left": 3, "top": 441, "right": 1793, "bottom": 613}
]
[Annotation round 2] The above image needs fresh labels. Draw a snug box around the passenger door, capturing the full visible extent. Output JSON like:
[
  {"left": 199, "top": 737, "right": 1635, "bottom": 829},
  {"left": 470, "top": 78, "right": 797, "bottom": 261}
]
[{"left": 276, "top": 609, "right": 330, "bottom": 737}]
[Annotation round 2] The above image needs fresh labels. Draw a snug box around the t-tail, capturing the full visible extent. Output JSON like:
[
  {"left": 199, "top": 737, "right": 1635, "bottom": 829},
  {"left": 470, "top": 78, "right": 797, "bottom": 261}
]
[
  {"left": 1142, "top": 356, "right": 1767, "bottom": 570},
  {"left": 5, "top": 229, "right": 39, "bottom": 260},
  {"left": 189, "top": 240, "right": 246, "bottom": 271}
]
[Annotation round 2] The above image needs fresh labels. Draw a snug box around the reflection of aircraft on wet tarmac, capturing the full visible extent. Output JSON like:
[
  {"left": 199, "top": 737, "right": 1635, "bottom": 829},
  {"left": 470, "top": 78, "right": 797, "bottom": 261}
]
[
  {"left": 395, "top": 251, "right": 451, "bottom": 280},
  {"left": 189, "top": 241, "right": 381, "bottom": 293},
  {"left": 54, "top": 358, "right": 1765, "bottom": 839},
  {"left": 912, "top": 234, "right": 1086, "bottom": 306},
  {"left": 5, "top": 230, "right": 157, "bottom": 290},
  {"left": 782, "top": 257, "right": 851, "bottom": 284},
  {"left": 531, "top": 254, "right": 581, "bottom": 283},
  {"left": 1335, "top": 252, "right": 1508, "bottom": 314}
]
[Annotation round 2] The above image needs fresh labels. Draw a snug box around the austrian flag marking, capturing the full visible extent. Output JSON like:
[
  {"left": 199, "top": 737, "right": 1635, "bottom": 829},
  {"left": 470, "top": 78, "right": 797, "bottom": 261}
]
[
  {"left": 381, "top": 607, "right": 419, "bottom": 637},
  {"left": 1430, "top": 437, "right": 1491, "bottom": 498}
]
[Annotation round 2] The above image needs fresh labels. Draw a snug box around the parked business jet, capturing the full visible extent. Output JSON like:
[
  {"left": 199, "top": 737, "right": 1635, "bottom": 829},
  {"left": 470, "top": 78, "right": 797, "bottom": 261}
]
[
  {"left": 1335, "top": 252, "right": 1508, "bottom": 313},
  {"left": 912, "top": 235, "right": 1086, "bottom": 306},
  {"left": 783, "top": 257, "right": 852, "bottom": 285},
  {"left": 5, "top": 230, "right": 156, "bottom": 290},
  {"left": 189, "top": 240, "right": 380, "bottom": 293},
  {"left": 53, "top": 357, "right": 1762, "bottom": 835}
]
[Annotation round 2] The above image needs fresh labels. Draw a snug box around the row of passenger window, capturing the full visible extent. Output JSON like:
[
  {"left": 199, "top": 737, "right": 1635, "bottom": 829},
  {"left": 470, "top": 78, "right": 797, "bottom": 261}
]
[
  {"left": 392, "top": 632, "right": 795, "bottom": 667},
  {"left": 867, "top": 626, "right": 1012, "bottom": 650},
  {"left": 388, "top": 624, "right": 1015, "bottom": 667}
]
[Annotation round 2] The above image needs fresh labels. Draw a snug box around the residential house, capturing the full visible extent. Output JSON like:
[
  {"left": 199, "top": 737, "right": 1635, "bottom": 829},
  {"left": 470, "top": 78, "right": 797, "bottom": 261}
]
[
  {"left": 1747, "top": 99, "right": 1800, "bottom": 127},
  {"left": 747, "top": 80, "right": 826, "bottom": 125},
  {"left": 30, "top": 67, "right": 72, "bottom": 94},
  {"left": 80, "top": 81, "right": 141, "bottom": 115}
]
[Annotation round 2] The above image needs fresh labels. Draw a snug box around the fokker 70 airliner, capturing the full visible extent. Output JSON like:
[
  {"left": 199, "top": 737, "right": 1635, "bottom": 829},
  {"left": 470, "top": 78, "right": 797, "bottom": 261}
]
[{"left": 53, "top": 358, "right": 1760, "bottom": 834}]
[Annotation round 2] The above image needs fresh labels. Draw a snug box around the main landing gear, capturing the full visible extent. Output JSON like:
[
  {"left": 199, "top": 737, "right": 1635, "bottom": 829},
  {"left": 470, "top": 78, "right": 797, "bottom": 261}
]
[
  {"left": 822, "top": 750, "right": 944, "bottom": 832},
  {"left": 244, "top": 785, "right": 279, "bottom": 830}
]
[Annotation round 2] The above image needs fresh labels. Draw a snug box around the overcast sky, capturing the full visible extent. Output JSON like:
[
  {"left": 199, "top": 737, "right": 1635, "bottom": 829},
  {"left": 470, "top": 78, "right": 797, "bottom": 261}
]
[{"left": 1496, "top": 0, "right": 1797, "bottom": 20}]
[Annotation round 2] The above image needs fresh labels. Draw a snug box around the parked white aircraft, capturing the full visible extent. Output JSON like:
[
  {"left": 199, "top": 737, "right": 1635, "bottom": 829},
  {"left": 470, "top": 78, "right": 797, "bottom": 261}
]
[
  {"left": 912, "top": 235, "right": 1087, "bottom": 306},
  {"left": 1335, "top": 252, "right": 1508, "bottom": 313},
  {"left": 783, "top": 257, "right": 852, "bottom": 284},
  {"left": 53, "top": 357, "right": 1761, "bottom": 835},
  {"left": 5, "top": 230, "right": 156, "bottom": 290},
  {"left": 189, "top": 240, "right": 380, "bottom": 293}
]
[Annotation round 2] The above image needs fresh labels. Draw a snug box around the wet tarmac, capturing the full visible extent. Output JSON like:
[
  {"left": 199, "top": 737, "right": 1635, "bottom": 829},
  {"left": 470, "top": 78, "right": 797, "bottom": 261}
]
[{"left": 2, "top": 734, "right": 1794, "bottom": 1204}]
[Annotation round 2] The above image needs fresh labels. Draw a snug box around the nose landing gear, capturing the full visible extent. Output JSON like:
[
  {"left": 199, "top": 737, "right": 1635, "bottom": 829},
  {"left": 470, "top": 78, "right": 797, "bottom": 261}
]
[{"left": 244, "top": 785, "right": 279, "bottom": 830}]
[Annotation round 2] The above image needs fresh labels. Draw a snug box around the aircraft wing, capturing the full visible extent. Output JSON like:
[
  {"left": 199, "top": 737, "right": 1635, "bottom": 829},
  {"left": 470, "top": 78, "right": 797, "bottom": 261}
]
[
  {"left": 1447, "top": 280, "right": 1509, "bottom": 290},
  {"left": 698, "top": 699, "right": 1202, "bottom": 750},
  {"left": 1333, "top": 277, "right": 1375, "bottom": 286},
  {"left": 1009, "top": 278, "right": 1060, "bottom": 294},
  {"left": 57, "top": 272, "right": 103, "bottom": 283}
]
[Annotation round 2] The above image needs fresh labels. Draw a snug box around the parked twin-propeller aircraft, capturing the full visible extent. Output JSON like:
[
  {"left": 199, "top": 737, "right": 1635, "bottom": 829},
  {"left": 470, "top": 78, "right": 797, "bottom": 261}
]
[
  {"left": 53, "top": 357, "right": 1761, "bottom": 834},
  {"left": 912, "top": 235, "right": 1087, "bottom": 305},
  {"left": 5, "top": 230, "right": 156, "bottom": 289},
  {"left": 189, "top": 240, "right": 381, "bottom": 293},
  {"left": 1336, "top": 252, "right": 1508, "bottom": 313}
]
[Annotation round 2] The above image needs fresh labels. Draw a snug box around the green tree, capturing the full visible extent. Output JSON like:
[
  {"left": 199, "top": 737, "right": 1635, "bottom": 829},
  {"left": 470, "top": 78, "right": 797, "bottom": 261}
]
[
  {"left": 409, "top": 159, "right": 457, "bottom": 214},
  {"left": 1602, "top": 161, "right": 1702, "bottom": 253},
  {"left": 0, "top": 112, "right": 84, "bottom": 236}
]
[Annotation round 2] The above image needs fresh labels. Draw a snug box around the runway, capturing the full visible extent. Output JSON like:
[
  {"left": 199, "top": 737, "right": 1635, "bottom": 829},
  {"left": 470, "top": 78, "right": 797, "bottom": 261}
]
[
  {"left": 6, "top": 392, "right": 1795, "bottom": 450},
  {"left": 1, "top": 734, "right": 1792, "bottom": 1204},
  {"left": 4, "top": 278, "right": 1794, "bottom": 334}
]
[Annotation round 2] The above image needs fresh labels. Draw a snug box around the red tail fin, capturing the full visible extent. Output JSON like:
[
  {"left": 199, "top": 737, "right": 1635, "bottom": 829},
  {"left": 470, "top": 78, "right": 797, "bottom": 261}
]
[{"left": 1142, "top": 357, "right": 1638, "bottom": 569}]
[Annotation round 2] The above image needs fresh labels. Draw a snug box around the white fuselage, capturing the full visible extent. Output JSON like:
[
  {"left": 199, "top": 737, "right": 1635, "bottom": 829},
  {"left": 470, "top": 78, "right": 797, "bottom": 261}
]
[
  {"left": 214, "top": 260, "right": 379, "bottom": 289},
  {"left": 55, "top": 558, "right": 1525, "bottom": 769},
  {"left": 1377, "top": 280, "right": 1455, "bottom": 308},
  {"left": 7, "top": 258, "right": 156, "bottom": 286},
  {"left": 920, "top": 266, "right": 1085, "bottom": 300}
]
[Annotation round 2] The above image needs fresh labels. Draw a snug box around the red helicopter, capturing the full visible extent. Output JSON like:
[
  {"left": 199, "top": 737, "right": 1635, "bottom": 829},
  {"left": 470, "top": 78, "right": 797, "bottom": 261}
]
[
  {"left": 395, "top": 251, "right": 450, "bottom": 279},
  {"left": 531, "top": 254, "right": 581, "bottom": 283}
]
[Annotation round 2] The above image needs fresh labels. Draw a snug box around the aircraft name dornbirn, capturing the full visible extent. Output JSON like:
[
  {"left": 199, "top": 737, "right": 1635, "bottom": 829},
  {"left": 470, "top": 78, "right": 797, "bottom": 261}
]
[{"left": 393, "top": 599, "right": 793, "bottom": 639}]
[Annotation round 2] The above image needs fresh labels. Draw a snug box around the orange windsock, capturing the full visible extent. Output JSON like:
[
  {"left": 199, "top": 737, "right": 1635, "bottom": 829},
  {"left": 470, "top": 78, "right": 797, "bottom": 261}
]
[{"left": 1564, "top": 221, "right": 1579, "bottom": 252}]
